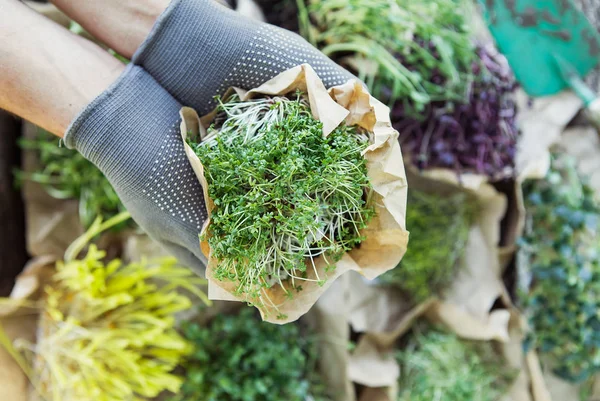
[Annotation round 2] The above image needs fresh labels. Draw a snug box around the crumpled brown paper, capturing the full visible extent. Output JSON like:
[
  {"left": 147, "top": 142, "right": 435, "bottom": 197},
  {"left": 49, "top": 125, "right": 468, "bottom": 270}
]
[
  {"left": 21, "top": 122, "right": 84, "bottom": 258},
  {"left": 0, "top": 257, "right": 55, "bottom": 401},
  {"left": 344, "top": 276, "right": 549, "bottom": 401},
  {"left": 404, "top": 167, "right": 508, "bottom": 322},
  {"left": 180, "top": 64, "right": 409, "bottom": 324}
]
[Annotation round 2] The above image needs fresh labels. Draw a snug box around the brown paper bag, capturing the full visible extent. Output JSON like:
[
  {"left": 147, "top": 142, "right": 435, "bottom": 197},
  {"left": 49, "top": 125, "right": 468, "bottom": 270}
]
[
  {"left": 404, "top": 167, "right": 508, "bottom": 321},
  {"left": 180, "top": 64, "right": 409, "bottom": 323},
  {"left": 0, "top": 257, "right": 55, "bottom": 401},
  {"left": 21, "top": 122, "right": 85, "bottom": 257}
]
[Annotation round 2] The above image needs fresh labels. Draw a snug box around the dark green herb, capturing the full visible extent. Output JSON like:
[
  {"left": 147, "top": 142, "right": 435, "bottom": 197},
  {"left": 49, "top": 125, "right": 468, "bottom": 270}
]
[
  {"left": 188, "top": 94, "right": 374, "bottom": 309},
  {"left": 174, "top": 307, "right": 330, "bottom": 401},
  {"left": 520, "top": 153, "right": 600, "bottom": 383},
  {"left": 16, "top": 129, "right": 130, "bottom": 231},
  {"left": 380, "top": 190, "right": 474, "bottom": 302},
  {"left": 397, "top": 325, "right": 513, "bottom": 401},
  {"left": 299, "top": 0, "right": 476, "bottom": 114}
]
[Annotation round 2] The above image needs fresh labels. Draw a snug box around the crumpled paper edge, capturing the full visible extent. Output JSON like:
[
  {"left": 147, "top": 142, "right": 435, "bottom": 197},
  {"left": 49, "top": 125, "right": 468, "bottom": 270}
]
[{"left": 180, "top": 63, "right": 409, "bottom": 324}]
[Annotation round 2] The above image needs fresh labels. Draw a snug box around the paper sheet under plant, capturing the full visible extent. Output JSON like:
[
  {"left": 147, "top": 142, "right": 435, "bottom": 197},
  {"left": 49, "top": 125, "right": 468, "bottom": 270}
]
[{"left": 181, "top": 64, "right": 409, "bottom": 324}]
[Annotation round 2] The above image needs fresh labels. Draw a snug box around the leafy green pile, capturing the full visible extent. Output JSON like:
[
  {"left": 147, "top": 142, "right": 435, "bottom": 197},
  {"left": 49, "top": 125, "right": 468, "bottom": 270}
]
[
  {"left": 299, "top": 0, "right": 476, "bottom": 114},
  {"left": 2, "top": 213, "right": 209, "bottom": 401},
  {"left": 520, "top": 153, "right": 600, "bottom": 383},
  {"left": 17, "top": 129, "right": 129, "bottom": 230},
  {"left": 380, "top": 190, "right": 474, "bottom": 302},
  {"left": 188, "top": 94, "right": 374, "bottom": 308},
  {"left": 397, "top": 325, "right": 513, "bottom": 401},
  {"left": 174, "top": 307, "right": 329, "bottom": 401}
]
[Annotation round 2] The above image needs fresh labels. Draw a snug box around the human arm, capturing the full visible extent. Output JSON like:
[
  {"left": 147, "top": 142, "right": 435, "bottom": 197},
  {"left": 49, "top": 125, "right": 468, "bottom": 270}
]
[{"left": 0, "top": 0, "right": 124, "bottom": 137}]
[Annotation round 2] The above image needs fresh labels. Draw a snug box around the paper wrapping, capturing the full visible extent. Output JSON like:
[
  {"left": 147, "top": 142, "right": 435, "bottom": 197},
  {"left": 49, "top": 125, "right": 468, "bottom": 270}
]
[
  {"left": 0, "top": 257, "right": 55, "bottom": 401},
  {"left": 344, "top": 272, "right": 550, "bottom": 401},
  {"left": 181, "top": 64, "right": 409, "bottom": 324},
  {"left": 404, "top": 167, "right": 508, "bottom": 322}
]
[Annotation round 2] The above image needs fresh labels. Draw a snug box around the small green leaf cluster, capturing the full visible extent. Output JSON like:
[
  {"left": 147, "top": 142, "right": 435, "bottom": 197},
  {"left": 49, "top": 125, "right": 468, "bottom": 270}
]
[
  {"left": 379, "top": 190, "right": 474, "bottom": 302},
  {"left": 17, "top": 129, "right": 129, "bottom": 230},
  {"left": 188, "top": 94, "right": 374, "bottom": 305},
  {"left": 300, "top": 0, "right": 476, "bottom": 114},
  {"left": 396, "top": 325, "right": 513, "bottom": 401},
  {"left": 174, "top": 307, "right": 330, "bottom": 401},
  {"left": 520, "top": 153, "right": 600, "bottom": 382},
  {"left": 28, "top": 214, "right": 209, "bottom": 401}
]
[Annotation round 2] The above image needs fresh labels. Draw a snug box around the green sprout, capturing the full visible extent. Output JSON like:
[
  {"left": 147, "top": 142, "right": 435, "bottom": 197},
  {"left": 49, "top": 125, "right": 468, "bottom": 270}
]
[
  {"left": 520, "top": 153, "right": 600, "bottom": 383},
  {"left": 379, "top": 190, "right": 474, "bottom": 302},
  {"left": 298, "top": 0, "right": 476, "bottom": 115},
  {"left": 4, "top": 213, "right": 210, "bottom": 401},
  {"left": 187, "top": 94, "right": 374, "bottom": 309},
  {"left": 174, "top": 307, "right": 330, "bottom": 401},
  {"left": 397, "top": 325, "right": 514, "bottom": 401},
  {"left": 16, "top": 129, "right": 131, "bottom": 231}
]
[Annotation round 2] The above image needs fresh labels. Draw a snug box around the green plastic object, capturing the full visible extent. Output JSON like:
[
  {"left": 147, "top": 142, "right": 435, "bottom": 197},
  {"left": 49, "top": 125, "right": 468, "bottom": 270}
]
[{"left": 478, "top": 0, "right": 600, "bottom": 97}]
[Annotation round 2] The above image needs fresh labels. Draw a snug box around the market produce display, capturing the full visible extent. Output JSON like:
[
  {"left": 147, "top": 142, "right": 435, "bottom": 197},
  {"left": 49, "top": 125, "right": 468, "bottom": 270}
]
[
  {"left": 379, "top": 190, "right": 474, "bottom": 302},
  {"left": 0, "top": 213, "right": 209, "bottom": 401},
  {"left": 520, "top": 153, "right": 600, "bottom": 383},
  {"left": 299, "top": 0, "right": 519, "bottom": 177},
  {"left": 17, "top": 129, "right": 129, "bottom": 230},
  {"left": 396, "top": 324, "right": 514, "bottom": 401},
  {"left": 182, "top": 64, "right": 408, "bottom": 322},
  {"left": 3, "top": 2, "right": 599, "bottom": 401},
  {"left": 188, "top": 93, "right": 374, "bottom": 303},
  {"left": 174, "top": 307, "right": 328, "bottom": 401}
]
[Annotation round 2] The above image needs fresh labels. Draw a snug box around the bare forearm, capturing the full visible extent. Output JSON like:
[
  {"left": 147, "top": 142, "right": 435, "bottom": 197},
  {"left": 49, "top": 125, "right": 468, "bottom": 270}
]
[
  {"left": 0, "top": 0, "right": 124, "bottom": 137},
  {"left": 49, "top": 0, "right": 170, "bottom": 59}
]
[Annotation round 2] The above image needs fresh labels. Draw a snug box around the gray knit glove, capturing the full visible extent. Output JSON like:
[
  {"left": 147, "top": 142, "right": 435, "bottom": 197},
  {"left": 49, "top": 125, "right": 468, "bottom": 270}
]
[
  {"left": 132, "top": 0, "right": 355, "bottom": 115},
  {"left": 65, "top": 1, "right": 354, "bottom": 273},
  {"left": 64, "top": 65, "right": 209, "bottom": 272}
]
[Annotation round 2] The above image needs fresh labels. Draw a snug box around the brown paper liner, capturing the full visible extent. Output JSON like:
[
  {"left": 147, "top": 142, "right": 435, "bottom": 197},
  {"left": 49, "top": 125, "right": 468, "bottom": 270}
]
[
  {"left": 0, "top": 257, "right": 55, "bottom": 401},
  {"left": 180, "top": 64, "right": 409, "bottom": 324}
]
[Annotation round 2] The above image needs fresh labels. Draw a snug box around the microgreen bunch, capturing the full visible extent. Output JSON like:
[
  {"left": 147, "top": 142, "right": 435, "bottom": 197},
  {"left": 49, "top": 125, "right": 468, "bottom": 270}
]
[
  {"left": 380, "top": 190, "right": 474, "bottom": 302},
  {"left": 16, "top": 129, "right": 130, "bottom": 230},
  {"left": 520, "top": 153, "right": 600, "bottom": 383},
  {"left": 396, "top": 44, "right": 518, "bottom": 177},
  {"left": 188, "top": 93, "right": 374, "bottom": 311},
  {"left": 174, "top": 307, "right": 330, "bottom": 401},
  {"left": 397, "top": 325, "right": 513, "bottom": 401},
  {"left": 17, "top": 213, "right": 209, "bottom": 401},
  {"left": 299, "top": 0, "right": 476, "bottom": 114}
]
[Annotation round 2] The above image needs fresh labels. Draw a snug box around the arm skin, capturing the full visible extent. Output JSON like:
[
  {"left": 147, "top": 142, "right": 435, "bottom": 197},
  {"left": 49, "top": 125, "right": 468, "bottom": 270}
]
[
  {"left": 48, "top": 0, "right": 170, "bottom": 59},
  {"left": 0, "top": 0, "right": 124, "bottom": 137}
]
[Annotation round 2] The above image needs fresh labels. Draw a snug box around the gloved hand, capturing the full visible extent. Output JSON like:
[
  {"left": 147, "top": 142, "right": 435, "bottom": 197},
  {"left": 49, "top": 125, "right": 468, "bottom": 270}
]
[
  {"left": 65, "top": 0, "right": 355, "bottom": 273},
  {"left": 131, "top": 0, "right": 355, "bottom": 114}
]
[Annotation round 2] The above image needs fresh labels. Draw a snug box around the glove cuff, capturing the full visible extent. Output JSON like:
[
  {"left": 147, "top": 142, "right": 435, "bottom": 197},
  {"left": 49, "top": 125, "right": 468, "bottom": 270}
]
[{"left": 64, "top": 65, "right": 182, "bottom": 188}]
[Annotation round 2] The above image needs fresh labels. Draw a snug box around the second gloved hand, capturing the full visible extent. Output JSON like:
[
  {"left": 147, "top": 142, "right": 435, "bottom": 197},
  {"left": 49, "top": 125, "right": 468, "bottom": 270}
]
[
  {"left": 132, "top": 0, "right": 355, "bottom": 114},
  {"left": 65, "top": 65, "right": 208, "bottom": 272}
]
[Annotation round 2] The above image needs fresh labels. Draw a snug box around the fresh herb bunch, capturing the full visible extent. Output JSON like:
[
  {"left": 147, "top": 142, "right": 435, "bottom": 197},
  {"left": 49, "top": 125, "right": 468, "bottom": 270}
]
[
  {"left": 174, "top": 307, "right": 329, "bottom": 401},
  {"left": 188, "top": 93, "right": 374, "bottom": 308},
  {"left": 520, "top": 153, "right": 600, "bottom": 383},
  {"left": 397, "top": 325, "right": 513, "bottom": 401},
  {"left": 299, "top": 0, "right": 476, "bottom": 114},
  {"left": 396, "top": 44, "right": 518, "bottom": 176},
  {"left": 17, "top": 129, "right": 130, "bottom": 230},
  {"left": 380, "top": 190, "right": 474, "bottom": 302},
  {"left": 18, "top": 213, "right": 210, "bottom": 401}
]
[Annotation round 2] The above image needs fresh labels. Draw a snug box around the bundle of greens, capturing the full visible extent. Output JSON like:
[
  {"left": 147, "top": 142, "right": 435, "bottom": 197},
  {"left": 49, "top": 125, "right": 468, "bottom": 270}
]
[
  {"left": 379, "top": 190, "right": 474, "bottom": 302},
  {"left": 5, "top": 213, "right": 209, "bottom": 401},
  {"left": 300, "top": 0, "right": 476, "bottom": 113},
  {"left": 299, "top": 0, "right": 519, "bottom": 177},
  {"left": 396, "top": 325, "right": 513, "bottom": 401},
  {"left": 395, "top": 45, "right": 518, "bottom": 176},
  {"left": 187, "top": 93, "right": 374, "bottom": 310},
  {"left": 173, "top": 307, "right": 329, "bottom": 401},
  {"left": 520, "top": 153, "right": 600, "bottom": 383},
  {"left": 17, "top": 129, "right": 129, "bottom": 230}
]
